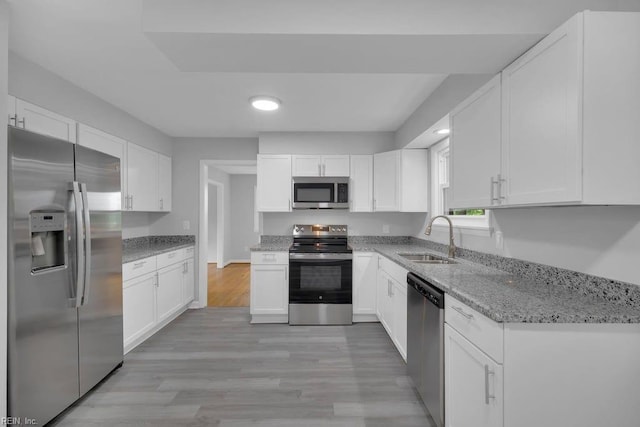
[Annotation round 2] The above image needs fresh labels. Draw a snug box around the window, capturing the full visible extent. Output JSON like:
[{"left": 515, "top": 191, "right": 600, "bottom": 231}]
[{"left": 430, "top": 138, "right": 490, "bottom": 230}]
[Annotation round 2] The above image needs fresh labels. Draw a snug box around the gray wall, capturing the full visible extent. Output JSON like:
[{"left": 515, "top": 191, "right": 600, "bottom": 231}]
[
  {"left": 259, "top": 132, "right": 395, "bottom": 154},
  {"left": 228, "top": 175, "right": 259, "bottom": 261},
  {"left": 0, "top": 0, "right": 9, "bottom": 415},
  {"left": 8, "top": 52, "right": 173, "bottom": 155},
  {"left": 394, "top": 74, "right": 493, "bottom": 148},
  {"left": 207, "top": 184, "right": 217, "bottom": 263}
]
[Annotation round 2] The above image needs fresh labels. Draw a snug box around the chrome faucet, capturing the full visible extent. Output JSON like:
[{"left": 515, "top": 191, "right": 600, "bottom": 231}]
[{"left": 424, "top": 215, "right": 456, "bottom": 258}]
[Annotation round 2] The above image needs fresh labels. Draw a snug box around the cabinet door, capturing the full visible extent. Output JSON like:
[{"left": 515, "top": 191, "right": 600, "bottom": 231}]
[
  {"left": 445, "top": 324, "right": 503, "bottom": 427},
  {"left": 158, "top": 154, "right": 172, "bottom": 211},
  {"left": 257, "top": 154, "right": 292, "bottom": 212},
  {"left": 157, "top": 264, "right": 183, "bottom": 323},
  {"left": 501, "top": 15, "right": 582, "bottom": 206},
  {"left": 350, "top": 155, "right": 373, "bottom": 212},
  {"left": 450, "top": 75, "right": 502, "bottom": 209},
  {"left": 292, "top": 155, "right": 321, "bottom": 176},
  {"left": 123, "top": 274, "right": 156, "bottom": 347},
  {"left": 77, "top": 124, "right": 127, "bottom": 209},
  {"left": 127, "top": 142, "right": 159, "bottom": 212},
  {"left": 182, "top": 258, "right": 195, "bottom": 305},
  {"left": 353, "top": 253, "right": 377, "bottom": 316},
  {"left": 392, "top": 280, "right": 407, "bottom": 361},
  {"left": 322, "top": 155, "right": 350, "bottom": 176},
  {"left": 373, "top": 151, "right": 400, "bottom": 211},
  {"left": 16, "top": 99, "right": 76, "bottom": 142},
  {"left": 376, "top": 270, "right": 393, "bottom": 336},
  {"left": 250, "top": 264, "right": 288, "bottom": 315}
]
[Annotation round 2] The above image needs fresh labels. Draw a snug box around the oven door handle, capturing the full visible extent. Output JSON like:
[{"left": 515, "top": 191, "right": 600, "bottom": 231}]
[{"left": 289, "top": 253, "right": 353, "bottom": 260}]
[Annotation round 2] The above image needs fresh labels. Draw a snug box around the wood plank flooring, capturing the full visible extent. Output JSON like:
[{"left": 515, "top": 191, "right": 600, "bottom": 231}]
[
  {"left": 208, "top": 263, "right": 250, "bottom": 307},
  {"left": 52, "top": 308, "right": 435, "bottom": 427}
]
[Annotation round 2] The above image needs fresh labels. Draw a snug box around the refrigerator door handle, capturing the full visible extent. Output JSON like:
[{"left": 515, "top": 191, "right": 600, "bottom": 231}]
[
  {"left": 72, "top": 181, "right": 85, "bottom": 308},
  {"left": 80, "top": 183, "right": 92, "bottom": 305}
]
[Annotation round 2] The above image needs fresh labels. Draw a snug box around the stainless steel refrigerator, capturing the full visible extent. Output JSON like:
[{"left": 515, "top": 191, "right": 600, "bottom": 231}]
[{"left": 7, "top": 126, "right": 123, "bottom": 425}]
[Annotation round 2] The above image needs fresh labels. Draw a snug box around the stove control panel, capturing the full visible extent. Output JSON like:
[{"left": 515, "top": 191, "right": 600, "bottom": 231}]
[{"left": 293, "top": 224, "right": 348, "bottom": 237}]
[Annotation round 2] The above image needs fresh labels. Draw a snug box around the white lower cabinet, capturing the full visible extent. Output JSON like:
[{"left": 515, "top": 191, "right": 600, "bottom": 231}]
[
  {"left": 445, "top": 324, "right": 503, "bottom": 427},
  {"left": 352, "top": 252, "right": 378, "bottom": 321},
  {"left": 250, "top": 252, "right": 289, "bottom": 323},
  {"left": 122, "top": 246, "right": 195, "bottom": 353},
  {"left": 157, "top": 263, "right": 184, "bottom": 323},
  {"left": 375, "top": 255, "right": 408, "bottom": 361},
  {"left": 122, "top": 272, "right": 157, "bottom": 349}
]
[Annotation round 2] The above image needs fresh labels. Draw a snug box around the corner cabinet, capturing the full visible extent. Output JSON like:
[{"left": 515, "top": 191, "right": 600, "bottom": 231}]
[
  {"left": 250, "top": 252, "right": 289, "bottom": 323},
  {"left": 122, "top": 246, "right": 195, "bottom": 353},
  {"left": 373, "top": 149, "right": 428, "bottom": 212},
  {"left": 450, "top": 11, "right": 640, "bottom": 208},
  {"left": 352, "top": 252, "right": 378, "bottom": 321},
  {"left": 444, "top": 294, "right": 640, "bottom": 427},
  {"left": 257, "top": 155, "right": 292, "bottom": 212}
]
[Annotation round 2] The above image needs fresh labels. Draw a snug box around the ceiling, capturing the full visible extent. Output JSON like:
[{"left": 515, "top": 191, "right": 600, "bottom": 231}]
[{"left": 8, "top": 0, "right": 640, "bottom": 138}]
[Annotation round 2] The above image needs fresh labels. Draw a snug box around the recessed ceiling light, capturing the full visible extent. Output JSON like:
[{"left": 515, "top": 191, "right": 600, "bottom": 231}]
[
  {"left": 434, "top": 128, "right": 450, "bottom": 135},
  {"left": 250, "top": 96, "right": 281, "bottom": 111}
]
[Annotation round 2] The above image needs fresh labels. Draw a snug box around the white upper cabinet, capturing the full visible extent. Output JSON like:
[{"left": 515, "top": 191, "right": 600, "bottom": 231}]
[
  {"left": 374, "top": 149, "right": 428, "bottom": 212},
  {"left": 15, "top": 98, "right": 76, "bottom": 143},
  {"left": 157, "top": 154, "right": 172, "bottom": 212},
  {"left": 77, "top": 124, "right": 128, "bottom": 209},
  {"left": 127, "top": 142, "right": 159, "bottom": 212},
  {"left": 349, "top": 155, "right": 374, "bottom": 212},
  {"left": 257, "top": 154, "right": 292, "bottom": 212},
  {"left": 292, "top": 154, "right": 350, "bottom": 176},
  {"left": 501, "top": 14, "right": 582, "bottom": 206},
  {"left": 449, "top": 75, "right": 502, "bottom": 209}
]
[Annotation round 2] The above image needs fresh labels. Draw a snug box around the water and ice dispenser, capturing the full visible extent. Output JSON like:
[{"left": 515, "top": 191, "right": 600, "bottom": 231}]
[{"left": 29, "top": 211, "right": 67, "bottom": 273}]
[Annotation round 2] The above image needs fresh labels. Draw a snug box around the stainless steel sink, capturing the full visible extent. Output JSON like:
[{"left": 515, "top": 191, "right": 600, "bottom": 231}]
[{"left": 398, "top": 253, "right": 457, "bottom": 264}]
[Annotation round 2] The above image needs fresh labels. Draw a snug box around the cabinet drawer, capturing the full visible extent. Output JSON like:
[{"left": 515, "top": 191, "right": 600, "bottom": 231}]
[
  {"left": 251, "top": 252, "right": 288, "bottom": 265},
  {"left": 184, "top": 246, "right": 195, "bottom": 259},
  {"left": 157, "top": 248, "right": 186, "bottom": 269},
  {"left": 379, "top": 255, "right": 408, "bottom": 289},
  {"left": 123, "top": 257, "right": 157, "bottom": 281},
  {"left": 445, "top": 294, "right": 504, "bottom": 363}
]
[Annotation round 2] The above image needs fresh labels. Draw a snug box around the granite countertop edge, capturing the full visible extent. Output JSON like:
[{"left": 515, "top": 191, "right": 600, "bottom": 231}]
[
  {"left": 351, "top": 243, "right": 640, "bottom": 325},
  {"left": 250, "top": 243, "right": 292, "bottom": 252},
  {"left": 123, "top": 242, "right": 196, "bottom": 264}
]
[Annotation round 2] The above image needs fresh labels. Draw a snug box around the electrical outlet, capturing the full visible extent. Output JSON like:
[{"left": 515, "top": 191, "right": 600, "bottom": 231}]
[
  {"left": 183, "top": 220, "right": 190, "bottom": 230},
  {"left": 382, "top": 224, "right": 390, "bottom": 234}
]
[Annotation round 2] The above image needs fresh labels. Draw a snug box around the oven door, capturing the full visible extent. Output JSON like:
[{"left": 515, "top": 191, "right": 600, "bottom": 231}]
[{"left": 289, "top": 253, "right": 352, "bottom": 304}]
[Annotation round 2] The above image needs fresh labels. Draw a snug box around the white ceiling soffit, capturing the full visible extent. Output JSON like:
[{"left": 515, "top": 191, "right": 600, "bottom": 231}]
[
  {"left": 145, "top": 33, "right": 542, "bottom": 74},
  {"left": 406, "top": 114, "right": 450, "bottom": 149}
]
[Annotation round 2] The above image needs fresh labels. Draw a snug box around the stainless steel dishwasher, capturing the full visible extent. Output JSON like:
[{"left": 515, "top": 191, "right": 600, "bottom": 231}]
[{"left": 407, "top": 272, "right": 445, "bottom": 427}]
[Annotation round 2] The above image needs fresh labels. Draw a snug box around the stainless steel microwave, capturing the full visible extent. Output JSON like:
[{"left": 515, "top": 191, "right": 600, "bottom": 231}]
[{"left": 292, "top": 177, "right": 349, "bottom": 209}]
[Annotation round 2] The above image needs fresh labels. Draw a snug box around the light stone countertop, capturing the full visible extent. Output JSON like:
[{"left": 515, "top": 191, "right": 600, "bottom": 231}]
[
  {"left": 351, "top": 243, "right": 640, "bottom": 324},
  {"left": 123, "top": 235, "right": 196, "bottom": 263}
]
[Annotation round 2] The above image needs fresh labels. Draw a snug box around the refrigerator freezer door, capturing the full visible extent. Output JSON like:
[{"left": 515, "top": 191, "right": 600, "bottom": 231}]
[
  {"left": 74, "top": 144, "right": 124, "bottom": 395},
  {"left": 7, "top": 127, "right": 81, "bottom": 424}
]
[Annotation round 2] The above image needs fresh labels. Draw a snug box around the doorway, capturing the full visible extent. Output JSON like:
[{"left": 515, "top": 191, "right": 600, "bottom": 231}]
[{"left": 200, "top": 161, "right": 259, "bottom": 308}]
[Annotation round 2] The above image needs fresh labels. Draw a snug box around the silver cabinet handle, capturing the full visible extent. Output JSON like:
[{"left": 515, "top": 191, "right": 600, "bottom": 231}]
[
  {"left": 168, "top": 252, "right": 176, "bottom": 258},
  {"left": 498, "top": 174, "right": 506, "bottom": 201},
  {"left": 71, "top": 181, "right": 85, "bottom": 308},
  {"left": 318, "top": 164, "right": 321, "bottom": 176},
  {"left": 490, "top": 176, "right": 499, "bottom": 204},
  {"left": 322, "top": 164, "right": 326, "bottom": 176},
  {"left": 131, "top": 195, "right": 134, "bottom": 210},
  {"left": 17, "top": 117, "right": 25, "bottom": 128},
  {"left": 452, "top": 306, "right": 474, "bottom": 320},
  {"left": 8, "top": 114, "right": 16, "bottom": 126},
  {"left": 485, "top": 364, "right": 496, "bottom": 404},
  {"left": 160, "top": 198, "right": 163, "bottom": 210},
  {"left": 80, "top": 183, "right": 92, "bottom": 304},
  {"left": 133, "top": 261, "right": 145, "bottom": 269}
]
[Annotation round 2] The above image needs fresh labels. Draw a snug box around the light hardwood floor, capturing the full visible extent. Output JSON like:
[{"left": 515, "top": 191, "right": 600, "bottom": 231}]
[
  {"left": 208, "top": 263, "right": 250, "bottom": 307},
  {"left": 52, "top": 308, "right": 435, "bottom": 427}
]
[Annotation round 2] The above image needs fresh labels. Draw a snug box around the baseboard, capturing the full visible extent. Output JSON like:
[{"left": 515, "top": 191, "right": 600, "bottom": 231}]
[
  {"left": 222, "top": 259, "right": 250, "bottom": 267},
  {"left": 353, "top": 313, "right": 380, "bottom": 323},
  {"left": 250, "top": 314, "right": 288, "bottom": 324}
]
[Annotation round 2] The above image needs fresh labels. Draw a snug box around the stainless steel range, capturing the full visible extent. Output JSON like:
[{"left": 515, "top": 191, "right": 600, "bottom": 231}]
[{"left": 288, "top": 224, "right": 352, "bottom": 325}]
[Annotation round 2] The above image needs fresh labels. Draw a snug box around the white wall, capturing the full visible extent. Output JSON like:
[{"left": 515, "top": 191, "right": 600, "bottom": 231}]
[
  {"left": 1, "top": 0, "right": 9, "bottom": 416},
  {"left": 264, "top": 211, "right": 425, "bottom": 236},
  {"left": 207, "top": 184, "right": 217, "bottom": 262},
  {"left": 229, "top": 175, "right": 259, "bottom": 261},
  {"left": 394, "top": 74, "right": 493, "bottom": 149},
  {"left": 259, "top": 131, "right": 395, "bottom": 154},
  {"left": 122, "top": 213, "right": 155, "bottom": 239}
]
